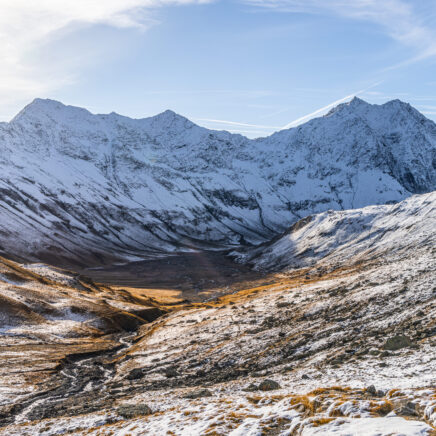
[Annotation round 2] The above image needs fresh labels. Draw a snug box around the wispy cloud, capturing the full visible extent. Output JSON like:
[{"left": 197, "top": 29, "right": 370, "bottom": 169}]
[
  {"left": 194, "top": 118, "right": 281, "bottom": 137},
  {"left": 195, "top": 118, "right": 282, "bottom": 129},
  {"left": 243, "top": 0, "right": 436, "bottom": 69},
  {"left": 0, "top": 0, "right": 211, "bottom": 114},
  {"left": 224, "top": 129, "right": 278, "bottom": 136}
]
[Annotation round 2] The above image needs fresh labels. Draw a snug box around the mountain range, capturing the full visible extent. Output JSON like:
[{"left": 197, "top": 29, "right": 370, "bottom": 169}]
[{"left": 0, "top": 97, "right": 435, "bottom": 266}]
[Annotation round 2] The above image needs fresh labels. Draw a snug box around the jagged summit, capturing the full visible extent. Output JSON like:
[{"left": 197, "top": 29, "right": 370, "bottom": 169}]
[
  {"left": 155, "top": 109, "right": 180, "bottom": 119},
  {"left": 17, "top": 98, "right": 66, "bottom": 118},
  {"left": 346, "top": 95, "right": 369, "bottom": 108},
  {"left": 12, "top": 98, "right": 194, "bottom": 130},
  {"left": 12, "top": 98, "right": 90, "bottom": 122},
  {"left": 146, "top": 108, "right": 196, "bottom": 130},
  {"left": 0, "top": 97, "right": 434, "bottom": 264},
  {"left": 22, "top": 97, "right": 65, "bottom": 111},
  {"left": 323, "top": 96, "right": 414, "bottom": 119},
  {"left": 350, "top": 95, "right": 366, "bottom": 104},
  {"left": 11, "top": 96, "right": 432, "bottom": 140}
]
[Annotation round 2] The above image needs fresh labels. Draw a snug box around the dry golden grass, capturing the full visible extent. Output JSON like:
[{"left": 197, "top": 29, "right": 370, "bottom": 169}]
[
  {"left": 193, "top": 259, "right": 373, "bottom": 313},
  {"left": 309, "top": 386, "right": 351, "bottom": 395},
  {"left": 310, "top": 417, "right": 336, "bottom": 427},
  {"left": 246, "top": 395, "right": 262, "bottom": 405},
  {"left": 370, "top": 400, "right": 393, "bottom": 416},
  {"left": 328, "top": 402, "right": 346, "bottom": 417},
  {"left": 387, "top": 389, "right": 405, "bottom": 398},
  {"left": 112, "top": 286, "right": 184, "bottom": 305},
  {"left": 290, "top": 395, "right": 315, "bottom": 414}
]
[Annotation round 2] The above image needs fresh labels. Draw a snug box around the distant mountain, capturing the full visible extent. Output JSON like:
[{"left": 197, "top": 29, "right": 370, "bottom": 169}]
[{"left": 0, "top": 97, "right": 435, "bottom": 265}]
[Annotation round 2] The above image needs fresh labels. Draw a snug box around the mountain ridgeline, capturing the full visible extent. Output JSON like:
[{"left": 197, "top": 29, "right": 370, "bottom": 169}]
[{"left": 0, "top": 97, "right": 435, "bottom": 266}]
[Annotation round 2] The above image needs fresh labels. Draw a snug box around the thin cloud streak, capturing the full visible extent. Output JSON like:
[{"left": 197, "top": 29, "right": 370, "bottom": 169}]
[
  {"left": 224, "top": 129, "right": 276, "bottom": 136},
  {"left": 281, "top": 93, "right": 357, "bottom": 129},
  {"left": 195, "top": 118, "right": 282, "bottom": 129},
  {"left": 282, "top": 82, "right": 382, "bottom": 129}
]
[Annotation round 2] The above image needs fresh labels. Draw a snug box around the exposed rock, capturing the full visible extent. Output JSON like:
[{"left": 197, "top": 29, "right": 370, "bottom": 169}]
[
  {"left": 366, "top": 385, "right": 377, "bottom": 396},
  {"left": 396, "top": 401, "right": 418, "bottom": 417},
  {"left": 258, "top": 379, "right": 281, "bottom": 391},
  {"left": 164, "top": 367, "right": 179, "bottom": 378},
  {"left": 183, "top": 389, "right": 212, "bottom": 399},
  {"left": 127, "top": 368, "right": 144, "bottom": 380},
  {"left": 383, "top": 335, "right": 414, "bottom": 351},
  {"left": 242, "top": 383, "right": 259, "bottom": 392},
  {"left": 116, "top": 404, "right": 152, "bottom": 419}
]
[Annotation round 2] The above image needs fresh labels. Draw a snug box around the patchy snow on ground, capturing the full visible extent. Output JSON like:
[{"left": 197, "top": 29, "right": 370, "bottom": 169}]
[
  {"left": 301, "top": 416, "right": 432, "bottom": 435},
  {"left": 0, "top": 191, "right": 434, "bottom": 435},
  {"left": 3, "top": 385, "right": 435, "bottom": 435}
]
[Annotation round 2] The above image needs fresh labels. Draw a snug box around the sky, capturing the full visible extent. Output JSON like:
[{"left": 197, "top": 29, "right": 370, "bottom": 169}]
[{"left": 0, "top": 0, "right": 436, "bottom": 137}]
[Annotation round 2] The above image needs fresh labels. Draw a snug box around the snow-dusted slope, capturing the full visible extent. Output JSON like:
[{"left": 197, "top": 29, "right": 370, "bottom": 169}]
[
  {"left": 235, "top": 190, "right": 436, "bottom": 271},
  {"left": 2, "top": 189, "right": 434, "bottom": 434},
  {"left": 0, "top": 97, "right": 435, "bottom": 265}
]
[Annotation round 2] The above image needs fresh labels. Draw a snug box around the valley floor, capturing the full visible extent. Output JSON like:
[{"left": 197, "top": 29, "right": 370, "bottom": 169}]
[{"left": 0, "top": 245, "right": 435, "bottom": 435}]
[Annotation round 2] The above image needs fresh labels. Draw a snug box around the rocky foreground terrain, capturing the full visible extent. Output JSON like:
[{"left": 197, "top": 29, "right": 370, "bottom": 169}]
[{"left": 0, "top": 191, "right": 434, "bottom": 435}]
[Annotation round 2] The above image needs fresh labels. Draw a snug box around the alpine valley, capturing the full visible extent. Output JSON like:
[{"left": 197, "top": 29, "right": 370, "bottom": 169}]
[{"left": 0, "top": 98, "right": 435, "bottom": 435}]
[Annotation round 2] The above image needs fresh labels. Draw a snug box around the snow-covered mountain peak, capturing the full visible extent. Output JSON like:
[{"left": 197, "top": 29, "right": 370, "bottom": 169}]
[
  {"left": 381, "top": 98, "right": 411, "bottom": 109},
  {"left": 9, "top": 99, "right": 200, "bottom": 142},
  {"left": 19, "top": 97, "right": 64, "bottom": 113},
  {"left": 323, "top": 96, "right": 369, "bottom": 118},
  {"left": 145, "top": 108, "right": 197, "bottom": 132},
  {"left": 155, "top": 109, "right": 180, "bottom": 119},
  {"left": 346, "top": 96, "right": 370, "bottom": 110},
  {"left": 349, "top": 95, "right": 366, "bottom": 105},
  {"left": 324, "top": 97, "right": 420, "bottom": 123},
  {"left": 11, "top": 98, "right": 92, "bottom": 125}
]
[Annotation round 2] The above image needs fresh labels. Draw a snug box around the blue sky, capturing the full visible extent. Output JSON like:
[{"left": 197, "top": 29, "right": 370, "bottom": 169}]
[{"left": 1, "top": 0, "right": 436, "bottom": 137}]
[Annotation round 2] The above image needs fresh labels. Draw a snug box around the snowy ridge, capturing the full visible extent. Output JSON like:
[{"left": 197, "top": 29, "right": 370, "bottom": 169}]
[
  {"left": 0, "top": 97, "right": 435, "bottom": 265},
  {"left": 235, "top": 190, "right": 436, "bottom": 271}
]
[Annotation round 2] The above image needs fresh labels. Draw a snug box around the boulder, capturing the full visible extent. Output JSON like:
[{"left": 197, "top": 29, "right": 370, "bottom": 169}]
[
  {"left": 383, "top": 335, "right": 413, "bottom": 351},
  {"left": 242, "top": 383, "right": 258, "bottom": 392},
  {"left": 127, "top": 368, "right": 144, "bottom": 380},
  {"left": 258, "top": 379, "right": 280, "bottom": 391},
  {"left": 183, "top": 389, "right": 212, "bottom": 399},
  {"left": 117, "top": 404, "right": 152, "bottom": 419}
]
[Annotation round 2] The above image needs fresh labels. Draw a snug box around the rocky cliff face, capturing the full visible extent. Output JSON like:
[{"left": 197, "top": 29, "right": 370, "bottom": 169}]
[{"left": 0, "top": 97, "right": 435, "bottom": 265}]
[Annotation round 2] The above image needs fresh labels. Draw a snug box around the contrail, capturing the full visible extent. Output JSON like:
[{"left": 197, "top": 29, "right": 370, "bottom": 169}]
[{"left": 281, "top": 82, "right": 382, "bottom": 130}]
